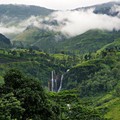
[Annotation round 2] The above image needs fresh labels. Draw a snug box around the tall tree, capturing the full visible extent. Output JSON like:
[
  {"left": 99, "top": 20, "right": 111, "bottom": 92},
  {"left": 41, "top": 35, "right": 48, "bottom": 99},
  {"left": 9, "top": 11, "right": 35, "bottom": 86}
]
[{"left": 2, "top": 69, "right": 60, "bottom": 120}]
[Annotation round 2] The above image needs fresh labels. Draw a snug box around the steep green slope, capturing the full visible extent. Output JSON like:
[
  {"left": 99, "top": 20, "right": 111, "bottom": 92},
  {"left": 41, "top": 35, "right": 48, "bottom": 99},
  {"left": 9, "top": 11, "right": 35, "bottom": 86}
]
[
  {"left": 104, "top": 98, "right": 120, "bottom": 120},
  {"left": 85, "top": 93, "right": 120, "bottom": 120},
  {"left": 12, "top": 27, "right": 65, "bottom": 52},
  {"left": 63, "top": 48, "right": 120, "bottom": 95},
  {"left": 62, "top": 49, "right": 120, "bottom": 120},
  {"left": 58, "top": 30, "right": 120, "bottom": 54},
  {"left": 97, "top": 37, "right": 120, "bottom": 53},
  {"left": 13, "top": 29, "right": 120, "bottom": 54}
]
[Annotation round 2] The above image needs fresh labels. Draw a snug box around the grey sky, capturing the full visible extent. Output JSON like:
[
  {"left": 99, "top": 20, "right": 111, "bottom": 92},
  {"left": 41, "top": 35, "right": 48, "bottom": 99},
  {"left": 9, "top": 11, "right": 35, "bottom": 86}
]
[{"left": 0, "top": 0, "right": 119, "bottom": 10}]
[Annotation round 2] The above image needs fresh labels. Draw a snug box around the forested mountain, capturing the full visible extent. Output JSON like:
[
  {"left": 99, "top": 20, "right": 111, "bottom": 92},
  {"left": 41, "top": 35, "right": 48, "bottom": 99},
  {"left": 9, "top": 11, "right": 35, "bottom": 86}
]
[
  {"left": 0, "top": 4, "right": 53, "bottom": 19},
  {"left": 0, "top": 46, "right": 120, "bottom": 119},
  {"left": 11, "top": 29, "right": 120, "bottom": 54},
  {"left": 75, "top": 2, "right": 120, "bottom": 17},
  {"left": 57, "top": 30, "right": 120, "bottom": 54},
  {"left": 1, "top": 2, "right": 119, "bottom": 53},
  {"left": 12, "top": 27, "right": 66, "bottom": 52}
]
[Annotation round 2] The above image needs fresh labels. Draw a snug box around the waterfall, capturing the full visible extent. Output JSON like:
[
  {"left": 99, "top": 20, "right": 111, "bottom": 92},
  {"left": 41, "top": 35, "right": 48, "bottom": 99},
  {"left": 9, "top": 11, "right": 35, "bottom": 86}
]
[
  {"left": 49, "top": 70, "right": 65, "bottom": 92},
  {"left": 58, "top": 74, "right": 64, "bottom": 92},
  {"left": 51, "top": 71, "right": 54, "bottom": 91}
]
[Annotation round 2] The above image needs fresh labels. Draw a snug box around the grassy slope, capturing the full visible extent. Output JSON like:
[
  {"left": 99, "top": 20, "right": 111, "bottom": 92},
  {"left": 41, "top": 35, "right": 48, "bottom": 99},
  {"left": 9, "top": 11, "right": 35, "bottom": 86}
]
[
  {"left": 98, "top": 38, "right": 120, "bottom": 53},
  {"left": 93, "top": 93, "right": 120, "bottom": 120},
  {"left": 105, "top": 98, "right": 120, "bottom": 120},
  {"left": 12, "top": 27, "right": 65, "bottom": 52},
  {"left": 13, "top": 29, "right": 120, "bottom": 54},
  {"left": 58, "top": 30, "right": 120, "bottom": 54}
]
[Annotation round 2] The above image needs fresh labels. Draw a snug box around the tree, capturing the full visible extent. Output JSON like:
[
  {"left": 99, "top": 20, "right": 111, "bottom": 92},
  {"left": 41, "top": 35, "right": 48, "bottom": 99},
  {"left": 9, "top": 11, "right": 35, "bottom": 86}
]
[
  {"left": 48, "top": 90, "right": 104, "bottom": 120},
  {"left": 0, "top": 93, "right": 24, "bottom": 120},
  {"left": 3, "top": 69, "right": 60, "bottom": 120},
  {"left": 67, "top": 104, "right": 103, "bottom": 120}
]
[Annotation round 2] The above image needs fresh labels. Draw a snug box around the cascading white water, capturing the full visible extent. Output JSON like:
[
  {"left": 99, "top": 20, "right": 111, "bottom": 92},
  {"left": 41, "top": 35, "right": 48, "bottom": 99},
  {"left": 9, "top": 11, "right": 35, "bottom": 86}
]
[
  {"left": 50, "top": 70, "right": 66, "bottom": 92},
  {"left": 58, "top": 74, "right": 64, "bottom": 92},
  {"left": 51, "top": 71, "right": 54, "bottom": 91}
]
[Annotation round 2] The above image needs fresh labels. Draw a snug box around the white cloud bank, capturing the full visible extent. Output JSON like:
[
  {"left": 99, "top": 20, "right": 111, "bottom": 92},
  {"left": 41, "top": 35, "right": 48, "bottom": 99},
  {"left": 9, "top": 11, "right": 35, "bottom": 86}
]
[
  {"left": 49, "top": 9, "right": 120, "bottom": 36},
  {"left": 1, "top": 5, "right": 120, "bottom": 37}
]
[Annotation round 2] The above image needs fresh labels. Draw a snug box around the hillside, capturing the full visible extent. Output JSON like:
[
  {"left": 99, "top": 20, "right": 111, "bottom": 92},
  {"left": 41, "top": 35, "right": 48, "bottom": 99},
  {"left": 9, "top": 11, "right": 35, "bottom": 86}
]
[
  {"left": 0, "top": 33, "right": 11, "bottom": 48},
  {"left": 94, "top": 2, "right": 120, "bottom": 17},
  {"left": 75, "top": 2, "right": 120, "bottom": 17},
  {"left": 0, "top": 49, "right": 73, "bottom": 86},
  {"left": 57, "top": 30, "right": 120, "bottom": 54},
  {"left": 12, "top": 27, "right": 66, "bottom": 52},
  {"left": 62, "top": 48, "right": 120, "bottom": 120},
  {"left": 13, "top": 29, "right": 120, "bottom": 54},
  {"left": 0, "top": 47, "right": 120, "bottom": 120},
  {"left": 0, "top": 4, "right": 53, "bottom": 20}
]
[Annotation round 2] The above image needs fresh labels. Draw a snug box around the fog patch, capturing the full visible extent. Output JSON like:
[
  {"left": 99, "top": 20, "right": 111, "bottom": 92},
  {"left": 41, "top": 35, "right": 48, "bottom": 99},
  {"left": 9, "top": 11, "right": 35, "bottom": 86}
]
[
  {"left": 49, "top": 8, "right": 120, "bottom": 36},
  {"left": 1, "top": 6, "right": 120, "bottom": 37}
]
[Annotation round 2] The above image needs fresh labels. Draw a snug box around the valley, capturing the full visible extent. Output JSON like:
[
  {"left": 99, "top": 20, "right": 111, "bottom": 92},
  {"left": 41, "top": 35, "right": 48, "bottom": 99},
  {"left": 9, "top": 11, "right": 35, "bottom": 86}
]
[{"left": 0, "top": 1, "right": 120, "bottom": 120}]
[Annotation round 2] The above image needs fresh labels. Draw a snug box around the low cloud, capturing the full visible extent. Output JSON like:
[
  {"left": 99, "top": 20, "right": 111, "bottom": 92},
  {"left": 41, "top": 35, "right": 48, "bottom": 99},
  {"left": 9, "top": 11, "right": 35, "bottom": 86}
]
[
  {"left": 49, "top": 8, "right": 120, "bottom": 36},
  {"left": 109, "top": 5, "right": 120, "bottom": 17},
  {"left": 0, "top": 26, "right": 24, "bottom": 34},
  {"left": 1, "top": 6, "right": 120, "bottom": 37}
]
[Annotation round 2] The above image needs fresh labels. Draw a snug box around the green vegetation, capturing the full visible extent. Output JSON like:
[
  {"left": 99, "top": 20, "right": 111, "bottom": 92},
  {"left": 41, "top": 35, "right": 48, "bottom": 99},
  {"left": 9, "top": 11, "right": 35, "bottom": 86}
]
[
  {"left": 64, "top": 52, "right": 120, "bottom": 96},
  {"left": 15, "top": 28, "right": 120, "bottom": 54},
  {"left": 0, "top": 40, "right": 120, "bottom": 119},
  {"left": 13, "top": 27, "right": 65, "bottom": 53},
  {"left": 58, "top": 30, "right": 120, "bottom": 54},
  {"left": 0, "top": 49, "right": 68, "bottom": 86},
  {"left": 0, "top": 70, "right": 105, "bottom": 119},
  {"left": 1, "top": 2, "right": 120, "bottom": 119},
  {"left": 0, "top": 69, "right": 60, "bottom": 120},
  {"left": 1, "top": 28, "right": 120, "bottom": 119},
  {"left": 0, "top": 76, "right": 4, "bottom": 84}
]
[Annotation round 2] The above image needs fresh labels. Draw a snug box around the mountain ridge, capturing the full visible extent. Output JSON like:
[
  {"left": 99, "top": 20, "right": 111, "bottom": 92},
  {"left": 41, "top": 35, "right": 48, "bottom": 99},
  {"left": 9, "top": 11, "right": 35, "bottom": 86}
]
[
  {"left": 0, "top": 4, "right": 54, "bottom": 20},
  {"left": 75, "top": 1, "right": 120, "bottom": 17},
  {"left": 0, "top": 33, "right": 11, "bottom": 48}
]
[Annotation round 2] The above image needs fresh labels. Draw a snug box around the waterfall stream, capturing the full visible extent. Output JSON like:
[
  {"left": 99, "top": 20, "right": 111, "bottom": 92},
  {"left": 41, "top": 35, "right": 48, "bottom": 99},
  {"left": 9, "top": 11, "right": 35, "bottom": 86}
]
[
  {"left": 58, "top": 74, "right": 64, "bottom": 92},
  {"left": 49, "top": 70, "right": 66, "bottom": 92},
  {"left": 51, "top": 71, "right": 54, "bottom": 91}
]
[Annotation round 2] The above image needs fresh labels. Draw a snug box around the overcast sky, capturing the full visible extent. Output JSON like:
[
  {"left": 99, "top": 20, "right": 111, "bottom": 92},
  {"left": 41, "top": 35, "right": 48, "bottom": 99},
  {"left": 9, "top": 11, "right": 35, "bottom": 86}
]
[{"left": 0, "top": 0, "right": 119, "bottom": 10}]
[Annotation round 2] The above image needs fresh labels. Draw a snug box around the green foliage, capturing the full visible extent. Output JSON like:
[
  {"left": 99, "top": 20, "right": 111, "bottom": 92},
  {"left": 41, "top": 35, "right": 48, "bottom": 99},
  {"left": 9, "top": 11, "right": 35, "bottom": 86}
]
[
  {"left": 1, "top": 28, "right": 120, "bottom": 120},
  {"left": 13, "top": 27, "right": 65, "bottom": 53},
  {"left": 66, "top": 104, "right": 104, "bottom": 120},
  {"left": 104, "top": 98, "right": 120, "bottom": 120},
  {"left": 58, "top": 30, "right": 120, "bottom": 54},
  {"left": 48, "top": 90, "right": 105, "bottom": 120},
  {"left": 1, "top": 69, "right": 60, "bottom": 120},
  {"left": 0, "top": 76, "right": 4, "bottom": 85},
  {"left": 0, "top": 49, "right": 68, "bottom": 86},
  {"left": 63, "top": 55, "right": 120, "bottom": 97},
  {"left": 0, "top": 93, "right": 24, "bottom": 120}
]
